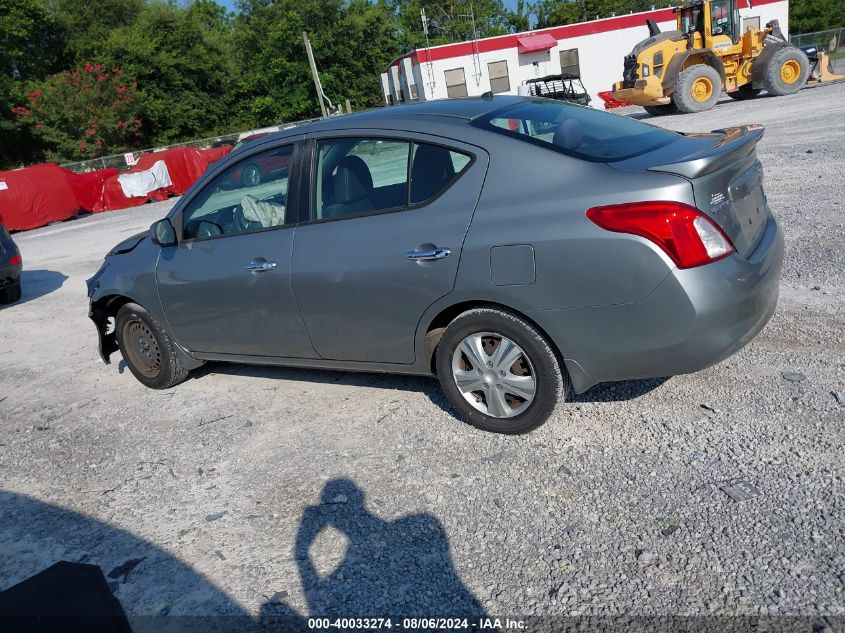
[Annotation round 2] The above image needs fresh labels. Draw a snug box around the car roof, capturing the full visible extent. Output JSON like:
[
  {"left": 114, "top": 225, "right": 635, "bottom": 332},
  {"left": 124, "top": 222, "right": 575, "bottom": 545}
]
[{"left": 257, "top": 96, "right": 526, "bottom": 142}]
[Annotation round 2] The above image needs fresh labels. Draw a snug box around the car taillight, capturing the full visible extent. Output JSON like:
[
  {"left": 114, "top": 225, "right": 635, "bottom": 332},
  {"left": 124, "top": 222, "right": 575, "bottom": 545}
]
[
  {"left": 586, "top": 201, "right": 735, "bottom": 269},
  {"left": 9, "top": 254, "right": 21, "bottom": 266}
]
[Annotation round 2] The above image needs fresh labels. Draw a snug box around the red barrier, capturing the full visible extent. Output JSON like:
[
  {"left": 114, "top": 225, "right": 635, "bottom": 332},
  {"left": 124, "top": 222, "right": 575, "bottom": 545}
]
[
  {"left": 598, "top": 91, "right": 633, "bottom": 109},
  {"left": 63, "top": 167, "right": 119, "bottom": 213},
  {"left": 1, "top": 146, "right": 234, "bottom": 231},
  {"left": 0, "top": 164, "right": 81, "bottom": 231},
  {"left": 134, "top": 146, "right": 231, "bottom": 195}
]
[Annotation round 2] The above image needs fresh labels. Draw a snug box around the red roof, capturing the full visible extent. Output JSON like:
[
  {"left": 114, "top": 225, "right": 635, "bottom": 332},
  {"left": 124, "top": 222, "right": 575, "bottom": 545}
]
[{"left": 517, "top": 33, "right": 557, "bottom": 54}]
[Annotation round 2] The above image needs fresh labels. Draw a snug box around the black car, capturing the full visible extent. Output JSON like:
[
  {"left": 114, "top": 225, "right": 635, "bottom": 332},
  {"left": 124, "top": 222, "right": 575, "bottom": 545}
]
[{"left": 0, "top": 217, "right": 22, "bottom": 304}]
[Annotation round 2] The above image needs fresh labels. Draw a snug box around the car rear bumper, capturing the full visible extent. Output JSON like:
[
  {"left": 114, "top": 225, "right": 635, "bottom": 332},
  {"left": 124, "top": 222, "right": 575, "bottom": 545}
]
[{"left": 530, "top": 215, "right": 784, "bottom": 393}]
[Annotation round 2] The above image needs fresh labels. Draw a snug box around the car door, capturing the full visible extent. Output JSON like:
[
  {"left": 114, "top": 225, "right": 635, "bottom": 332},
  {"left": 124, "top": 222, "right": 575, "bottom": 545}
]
[
  {"left": 156, "top": 137, "right": 317, "bottom": 359},
  {"left": 291, "top": 133, "right": 489, "bottom": 364}
]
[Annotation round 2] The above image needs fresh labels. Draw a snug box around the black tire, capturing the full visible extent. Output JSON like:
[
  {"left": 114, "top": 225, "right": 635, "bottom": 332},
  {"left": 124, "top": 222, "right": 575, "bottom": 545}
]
[
  {"left": 642, "top": 103, "right": 678, "bottom": 116},
  {"left": 435, "top": 307, "right": 570, "bottom": 434},
  {"left": 727, "top": 84, "right": 761, "bottom": 100},
  {"left": 241, "top": 164, "right": 262, "bottom": 187},
  {"left": 0, "top": 281, "right": 21, "bottom": 304},
  {"left": 763, "top": 46, "right": 809, "bottom": 96},
  {"left": 672, "top": 64, "right": 722, "bottom": 113},
  {"left": 115, "top": 302, "right": 189, "bottom": 389}
]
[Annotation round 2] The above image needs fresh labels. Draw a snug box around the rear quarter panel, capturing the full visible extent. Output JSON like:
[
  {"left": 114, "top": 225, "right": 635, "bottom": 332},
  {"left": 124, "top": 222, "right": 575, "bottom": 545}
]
[{"left": 446, "top": 136, "right": 695, "bottom": 312}]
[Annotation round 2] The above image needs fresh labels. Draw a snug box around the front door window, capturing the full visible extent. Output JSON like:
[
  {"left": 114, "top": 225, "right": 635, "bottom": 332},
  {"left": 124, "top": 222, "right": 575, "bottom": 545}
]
[{"left": 181, "top": 144, "right": 294, "bottom": 240}]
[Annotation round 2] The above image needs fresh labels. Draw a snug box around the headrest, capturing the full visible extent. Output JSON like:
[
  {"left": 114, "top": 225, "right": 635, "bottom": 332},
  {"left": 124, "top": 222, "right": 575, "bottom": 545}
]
[
  {"left": 333, "top": 155, "right": 373, "bottom": 204},
  {"left": 553, "top": 118, "right": 583, "bottom": 151},
  {"left": 412, "top": 144, "right": 455, "bottom": 181},
  {"left": 411, "top": 144, "right": 456, "bottom": 202}
]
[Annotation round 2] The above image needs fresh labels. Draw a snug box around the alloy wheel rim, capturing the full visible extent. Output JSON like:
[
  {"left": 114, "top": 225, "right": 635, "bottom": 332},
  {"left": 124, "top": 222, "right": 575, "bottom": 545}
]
[
  {"left": 123, "top": 320, "right": 161, "bottom": 379},
  {"left": 691, "top": 76, "right": 713, "bottom": 102},
  {"left": 243, "top": 166, "right": 260, "bottom": 186},
  {"left": 451, "top": 332, "right": 536, "bottom": 419},
  {"left": 780, "top": 60, "right": 800, "bottom": 84}
]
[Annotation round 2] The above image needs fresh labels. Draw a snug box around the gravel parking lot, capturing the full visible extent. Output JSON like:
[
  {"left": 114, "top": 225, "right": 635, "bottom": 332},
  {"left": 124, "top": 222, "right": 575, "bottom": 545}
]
[{"left": 1, "top": 83, "right": 844, "bottom": 629}]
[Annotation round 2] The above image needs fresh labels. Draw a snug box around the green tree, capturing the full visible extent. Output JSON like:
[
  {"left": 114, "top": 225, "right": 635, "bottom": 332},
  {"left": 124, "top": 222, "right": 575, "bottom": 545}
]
[
  {"left": 233, "top": 0, "right": 401, "bottom": 126},
  {"left": 0, "top": 0, "right": 64, "bottom": 168},
  {"left": 47, "top": 0, "right": 144, "bottom": 63},
  {"left": 789, "top": 0, "right": 845, "bottom": 34},
  {"left": 98, "top": 0, "right": 238, "bottom": 143},
  {"left": 389, "top": 0, "right": 512, "bottom": 49},
  {"left": 15, "top": 64, "right": 144, "bottom": 161}
]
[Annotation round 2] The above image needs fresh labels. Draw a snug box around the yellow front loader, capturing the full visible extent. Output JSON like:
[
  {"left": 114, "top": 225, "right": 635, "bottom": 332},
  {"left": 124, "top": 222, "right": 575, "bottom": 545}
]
[{"left": 611, "top": 0, "right": 819, "bottom": 114}]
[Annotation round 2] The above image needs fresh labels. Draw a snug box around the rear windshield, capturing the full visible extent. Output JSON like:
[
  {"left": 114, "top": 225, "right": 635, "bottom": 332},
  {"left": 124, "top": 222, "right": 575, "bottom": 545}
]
[{"left": 471, "top": 100, "right": 678, "bottom": 162}]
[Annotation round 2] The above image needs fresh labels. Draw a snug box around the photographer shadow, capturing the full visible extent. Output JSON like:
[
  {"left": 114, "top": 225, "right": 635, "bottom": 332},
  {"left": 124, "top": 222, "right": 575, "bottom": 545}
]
[{"left": 260, "top": 479, "right": 486, "bottom": 629}]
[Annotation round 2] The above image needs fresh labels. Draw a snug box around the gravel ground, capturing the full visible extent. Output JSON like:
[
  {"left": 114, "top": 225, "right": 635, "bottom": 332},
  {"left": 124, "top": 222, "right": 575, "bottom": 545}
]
[{"left": 1, "top": 83, "right": 844, "bottom": 630}]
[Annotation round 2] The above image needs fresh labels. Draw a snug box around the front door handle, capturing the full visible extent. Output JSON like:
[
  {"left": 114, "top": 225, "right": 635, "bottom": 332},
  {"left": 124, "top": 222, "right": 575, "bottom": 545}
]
[
  {"left": 406, "top": 247, "right": 451, "bottom": 262},
  {"left": 245, "top": 261, "right": 277, "bottom": 272}
]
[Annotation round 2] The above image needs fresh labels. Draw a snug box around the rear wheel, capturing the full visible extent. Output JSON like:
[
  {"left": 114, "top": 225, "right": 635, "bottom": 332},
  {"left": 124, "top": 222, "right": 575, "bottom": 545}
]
[
  {"left": 116, "top": 302, "right": 189, "bottom": 389},
  {"left": 764, "top": 47, "right": 809, "bottom": 96},
  {"left": 727, "top": 84, "right": 761, "bottom": 100},
  {"left": 673, "top": 64, "right": 722, "bottom": 113},
  {"left": 0, "top": 281, "right": 21, "bottom": 304},
  {"left": 642, "top": 103, "right": 678, "bottom": 116},
  {"left": 436, "top": 307, "right": 570, "bottom": 434}
]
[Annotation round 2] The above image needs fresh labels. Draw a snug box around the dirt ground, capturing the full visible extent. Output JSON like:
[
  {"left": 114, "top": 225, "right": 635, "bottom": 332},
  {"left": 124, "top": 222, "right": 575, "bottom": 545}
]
[{"left": 1, "top": 82, "right": 844, "bottom": 629}]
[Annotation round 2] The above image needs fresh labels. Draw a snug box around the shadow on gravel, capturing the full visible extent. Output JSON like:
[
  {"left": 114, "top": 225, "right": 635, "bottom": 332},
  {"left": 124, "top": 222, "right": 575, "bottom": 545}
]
[
  {"left": 571, "top": 376, "right": 669, "bottom": 402},
  {"left": 0, "top": 483, "right": 484, "bottom": 632},
  {"left": 260, "top": 478, "right": 487, "bottom": 625},
  {"left": 0, "top": 489, "right": 248, "bottom": 631},
  {"left": 0, "top": 269, "right": 66, "bottom": 309}
]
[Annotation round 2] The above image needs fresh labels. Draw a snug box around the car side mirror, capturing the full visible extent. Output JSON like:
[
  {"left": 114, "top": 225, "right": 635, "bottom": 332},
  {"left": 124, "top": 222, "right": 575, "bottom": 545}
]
[{"left": 151, "top": 218, "right": 177, "bottom": 247}]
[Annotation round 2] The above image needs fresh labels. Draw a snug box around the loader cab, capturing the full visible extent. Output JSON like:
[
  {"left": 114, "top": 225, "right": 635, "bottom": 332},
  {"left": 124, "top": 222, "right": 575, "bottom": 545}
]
[{"left": 677, "top": 0, "right": 739, "bottom": 49}]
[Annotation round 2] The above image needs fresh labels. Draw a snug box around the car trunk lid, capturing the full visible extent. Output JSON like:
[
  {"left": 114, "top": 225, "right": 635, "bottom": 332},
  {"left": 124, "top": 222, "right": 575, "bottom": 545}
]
[{"left": 611, "top": 125, "right": 768, "bottom": 258}]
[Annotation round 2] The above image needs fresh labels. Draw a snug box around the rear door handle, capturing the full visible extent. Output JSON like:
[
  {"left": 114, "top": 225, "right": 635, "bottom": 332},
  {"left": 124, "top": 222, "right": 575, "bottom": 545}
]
[
  {"left": 245, "top": 261, "right": 277, "bottom": 272},
  {"left": 406, "top": 247, "right": 451, "bottom": 262}
]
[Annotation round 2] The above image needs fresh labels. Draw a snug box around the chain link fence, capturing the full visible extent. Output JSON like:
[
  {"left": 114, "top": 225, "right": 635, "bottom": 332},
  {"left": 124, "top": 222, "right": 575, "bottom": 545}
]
[
  {"left": 790, "top": 27, "right": 845, "bottom": 71},
  {"left": 60, "top": 119, "right": 318, "bottom": 174}
]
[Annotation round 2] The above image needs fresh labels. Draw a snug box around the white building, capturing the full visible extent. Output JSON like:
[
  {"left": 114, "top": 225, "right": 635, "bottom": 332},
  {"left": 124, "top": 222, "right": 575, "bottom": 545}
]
[{"left": 381, "top": 0, "right": 789, "bottom": 108}]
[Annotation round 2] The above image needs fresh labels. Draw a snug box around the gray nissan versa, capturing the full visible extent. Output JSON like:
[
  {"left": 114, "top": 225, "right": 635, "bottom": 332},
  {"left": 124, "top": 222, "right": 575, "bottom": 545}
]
[
  {"left": 0, "top": 217, "right": 22, "bottom": 304},
  {"left": 87, "top": 96, "right": 783, "bottom": 433}
]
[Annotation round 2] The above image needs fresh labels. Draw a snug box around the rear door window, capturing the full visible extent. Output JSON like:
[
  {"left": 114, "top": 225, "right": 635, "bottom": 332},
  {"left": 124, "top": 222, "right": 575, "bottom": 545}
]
[
  {"left": 472, "top": 100, "right": 678, "bottom": 162},
  {"left": 313, "top": 138, "right": 472, "bottom": 221}
]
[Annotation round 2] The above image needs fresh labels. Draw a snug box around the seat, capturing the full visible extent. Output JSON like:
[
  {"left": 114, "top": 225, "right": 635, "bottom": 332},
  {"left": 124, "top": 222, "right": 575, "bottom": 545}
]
[
  {"left": 553, "top": 118, "right": 583, "bottom": 151},
  {"left": 322, "top": 155, "right": 375, "bottom": 219},
  {"left": 411, "top": 144, "right": 456, "bottom": 204}
]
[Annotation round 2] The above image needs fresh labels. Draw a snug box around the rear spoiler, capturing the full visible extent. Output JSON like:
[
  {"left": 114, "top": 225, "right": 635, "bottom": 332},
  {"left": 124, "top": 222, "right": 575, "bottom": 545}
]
[{"left": 648, "top": 125, "right": 765, "bottom": 179}]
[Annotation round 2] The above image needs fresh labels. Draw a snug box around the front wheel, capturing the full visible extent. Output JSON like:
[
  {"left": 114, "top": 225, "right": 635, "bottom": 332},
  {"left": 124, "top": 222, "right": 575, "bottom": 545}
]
[
  {"left": 115, "top": 302, "right": 189, "bottom": 389},
  {"left": 436, "top": 307, "right": 570, "bottom": 434},
  {"left": 673, "top": 64, "right": 722, "bottom": 113}
]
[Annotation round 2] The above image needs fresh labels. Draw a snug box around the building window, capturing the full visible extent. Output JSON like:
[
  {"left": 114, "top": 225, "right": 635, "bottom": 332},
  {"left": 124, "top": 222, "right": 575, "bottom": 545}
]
[
  {"left": 743, "top": 16, "right": 760, "bottom": 32},
  {"left": 409, "top": 84, "right": 419, "bottom": 100},
  {"left": 487, "top": 60, "right": 511, "bottom": 94},
  {"left": 445, "top": 68, "right": 468, "bottom": 98},
  {"left": 559, "top": 48, "right": 580, "bottom": 78}
]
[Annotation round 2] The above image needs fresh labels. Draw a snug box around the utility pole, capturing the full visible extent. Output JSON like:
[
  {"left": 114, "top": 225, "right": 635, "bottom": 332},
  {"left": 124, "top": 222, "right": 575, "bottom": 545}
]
[{"left": 303, "top": 31, "right": 328, "bottom": 118}]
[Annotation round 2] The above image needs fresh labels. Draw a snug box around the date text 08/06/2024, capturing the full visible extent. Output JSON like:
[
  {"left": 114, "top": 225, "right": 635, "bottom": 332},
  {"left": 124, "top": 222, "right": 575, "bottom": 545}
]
[{"left": 307, "top": 617, "right": 526, "bottom": 630}]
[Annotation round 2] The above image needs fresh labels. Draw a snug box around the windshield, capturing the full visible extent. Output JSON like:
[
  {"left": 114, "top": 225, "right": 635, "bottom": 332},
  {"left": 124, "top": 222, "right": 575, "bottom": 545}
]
[{"left": 471, "top": 100, "right": 678, "bottom": 162}]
